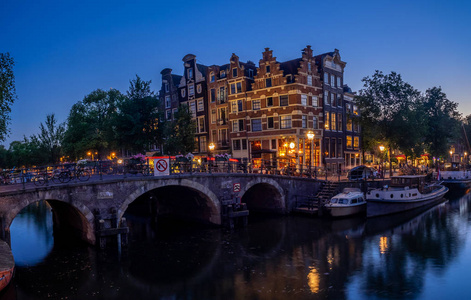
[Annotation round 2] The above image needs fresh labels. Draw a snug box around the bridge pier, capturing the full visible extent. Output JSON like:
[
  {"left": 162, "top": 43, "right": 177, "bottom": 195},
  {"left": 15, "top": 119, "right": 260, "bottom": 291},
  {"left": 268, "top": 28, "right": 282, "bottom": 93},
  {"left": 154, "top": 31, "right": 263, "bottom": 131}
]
[
  {"left": 0, "top": 216, "right": 10, "bottom": 245},
  {"left": 221, "top": 195, "right": 249, "bottom": 229},
  {"left": 95, "top": 208, "right": 129, "bottom": 249}
]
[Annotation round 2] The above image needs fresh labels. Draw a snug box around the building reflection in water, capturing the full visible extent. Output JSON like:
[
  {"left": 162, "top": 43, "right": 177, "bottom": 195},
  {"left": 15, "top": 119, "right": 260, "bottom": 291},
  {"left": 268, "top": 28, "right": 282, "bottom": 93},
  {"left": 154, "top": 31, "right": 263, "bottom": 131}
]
[
  {"left": 307, "top": 266, "right": 320, "bottom": 293},
  {"left": 379, "top": 236, "right": 389, "bottom": 254}
]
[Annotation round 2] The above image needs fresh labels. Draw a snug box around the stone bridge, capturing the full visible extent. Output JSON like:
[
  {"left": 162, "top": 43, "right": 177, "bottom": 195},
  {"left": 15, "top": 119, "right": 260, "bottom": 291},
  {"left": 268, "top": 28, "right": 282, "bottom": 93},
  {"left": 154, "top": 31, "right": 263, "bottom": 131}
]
[{"left": 0, "top": 174, "right": 322, "bottom": 246}]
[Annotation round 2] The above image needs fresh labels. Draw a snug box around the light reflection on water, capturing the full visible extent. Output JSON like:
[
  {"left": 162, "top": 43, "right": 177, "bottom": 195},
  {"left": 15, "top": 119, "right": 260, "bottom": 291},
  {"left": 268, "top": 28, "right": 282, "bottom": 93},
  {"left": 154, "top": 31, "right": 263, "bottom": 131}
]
[{"left": 4, "top": 192, "right": 471, "bottom": 299}]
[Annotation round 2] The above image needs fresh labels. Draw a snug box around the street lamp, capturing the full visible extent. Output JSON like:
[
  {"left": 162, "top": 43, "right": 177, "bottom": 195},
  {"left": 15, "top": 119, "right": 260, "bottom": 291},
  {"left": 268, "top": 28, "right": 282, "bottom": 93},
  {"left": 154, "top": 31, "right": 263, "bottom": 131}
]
[
  {"left": 450, "top": 150, "right": 453, "bottom": 164},
  {"left": 208, "top": 143, "right": 215, "bottom": 172},
  {"left": 307, "top": 131, "right": 314, "bottom": 177},
  {"left": 379, "top": 145, "right": 385, "bottom": 180}
]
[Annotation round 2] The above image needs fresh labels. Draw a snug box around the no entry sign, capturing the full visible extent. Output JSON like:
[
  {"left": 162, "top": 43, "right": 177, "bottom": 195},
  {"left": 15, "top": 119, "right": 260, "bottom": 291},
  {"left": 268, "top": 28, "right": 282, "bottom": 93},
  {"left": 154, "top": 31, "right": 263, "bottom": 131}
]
[
  {"left": 233, "top": 183, "right": 241, "bottom": 193},
  {"left": 154, "top": 158, "right": 169, "bottom": 176}
]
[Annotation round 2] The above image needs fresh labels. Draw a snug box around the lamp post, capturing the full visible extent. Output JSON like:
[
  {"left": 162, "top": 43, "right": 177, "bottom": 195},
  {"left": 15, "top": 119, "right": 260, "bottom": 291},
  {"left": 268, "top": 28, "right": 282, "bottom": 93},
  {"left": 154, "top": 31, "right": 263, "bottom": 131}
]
[
  {"left": 208, "top": 142, "right": 215, "bottom": 173},
  {"left": 450, "top": 150, "right": 453, "bottom": 164},
  {"left": 379, "top": 145, "right": 385, "bottom": 181},
  {"left": 307, "top": 131, "right": 314, "bottom": 178}
]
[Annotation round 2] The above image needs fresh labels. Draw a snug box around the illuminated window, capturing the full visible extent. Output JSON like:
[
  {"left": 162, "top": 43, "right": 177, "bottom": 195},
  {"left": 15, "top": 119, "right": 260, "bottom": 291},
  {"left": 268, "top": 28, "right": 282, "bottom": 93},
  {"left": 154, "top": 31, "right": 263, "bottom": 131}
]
[
  {"left": 347, "top": 136, "right": 352, "bottom": 148},
  {"left": 253, "top": 99, "right": 261, "bottom": 110},
  {"left": 280, "top": 115, "right": 292, "bottom": 129},
  {"left": 331, "top": 113, "right": 336, "bottom": 131},
  {"left": 325, "top": 112, "right": 330, "bottom": 130},
  {"left": 354, "top": 136, "right": 359, "bottom": 148},
  {"left": 338, "top": 113, "right": 342, "bottom": 132},
  {"left": 347, "top": 119, "right": 353, "bottom": 131}
]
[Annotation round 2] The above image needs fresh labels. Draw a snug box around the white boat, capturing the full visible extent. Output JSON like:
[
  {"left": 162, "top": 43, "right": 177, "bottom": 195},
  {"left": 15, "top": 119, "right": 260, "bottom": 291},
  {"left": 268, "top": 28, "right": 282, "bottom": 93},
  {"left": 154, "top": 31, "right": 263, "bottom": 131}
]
[
  {"left": 366, "top": 175, "right": 448, "bottom": 217},
  {"left": 325, "top": 188, "right": 366, "bottom": 217},
  {"left": 440, "top": 170, "right": 471, "bottom": 190}
]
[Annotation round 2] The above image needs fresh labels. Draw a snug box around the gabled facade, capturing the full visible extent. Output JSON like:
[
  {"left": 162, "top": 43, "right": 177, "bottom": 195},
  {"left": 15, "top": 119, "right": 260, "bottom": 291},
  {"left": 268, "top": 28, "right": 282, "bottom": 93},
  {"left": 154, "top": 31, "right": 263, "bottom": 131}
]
[
  {"left": 177, "top": 54, "right": 209, "bottom": 154},
  {"left": 236, "top": 46, "right": 323, "bottom": 171},
  {"left": 159, "top": 68, "right": 182, "bottom": 122},
  {"left": 315, "top": 49, "right": 347, "bottom": 173},
  {"left": 343, "top": 85, "right": 362, "bottom": 168}
]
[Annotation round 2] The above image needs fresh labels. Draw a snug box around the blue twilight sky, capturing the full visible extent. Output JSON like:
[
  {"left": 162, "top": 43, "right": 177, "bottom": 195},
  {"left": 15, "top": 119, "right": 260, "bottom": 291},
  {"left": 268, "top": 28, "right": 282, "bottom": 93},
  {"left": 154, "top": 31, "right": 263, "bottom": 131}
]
[{"left": 1, "top": 0, "right": 470, "bottom": 146}]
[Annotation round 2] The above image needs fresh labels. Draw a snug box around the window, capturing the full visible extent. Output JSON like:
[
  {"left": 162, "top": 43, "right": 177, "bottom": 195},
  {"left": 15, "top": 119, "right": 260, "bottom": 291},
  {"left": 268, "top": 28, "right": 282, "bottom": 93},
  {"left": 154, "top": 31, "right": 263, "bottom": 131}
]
[
  {"left": 337, "top": 76, "right": 341, "bottom": 88},
  {"left": 165, "top": 83, "right": 169, "bottom": 92},
  {"left": 324, "top": 91, "right": 329, "bottom": 105},
  {"left": 267, "top": 117, "right": 274, "bottom": 129},
  {"left": 166, "top": 110, "right": 171, "bottom": 120},
  {"left": 325, "top": 112, "right": 330, "bottom": 130},
  {"left": 280, "top": 115, "right": 292, "bottom": 129},
  {"left": 346, "top": 136, "right": 352, "bottom": 148},
  {"left": 301, "top": 94, "right": 307, "bottom": 106},
  {"left": 308, "top": 63, "right": 311, "bottom": 71},
  {"left": 188, "top": 84, "right": 195, "bottom": 96},
  {"left": 280, "top": 95, "right": 289, "bottom": 106},
  {"left": 324, "top": 72, "right": 328, "bottom": 84},
  {"left": 312, "top": 96, "right": 318, "bottom": 107},
  {"left": 220, "top": 70, "right": 226, "bottom": 78},
  {"left": 210, "top": 72, "right": 215, "bottom": 82},
  {"left": 266, "top": 78, "right": 272, "bottom": 88},
  {"left": 181, "top": 88, "right": 186, "bottom": 97},
  {"left": 232, "top": 119, "right": 244, "bottom": 132},
  {"left": 271, "top": 139, "right": 277, "bottom": 150},
  {"left": 331, "top": 93, "right": 335, "bottom": 106},
  {"left": 354, "top": 136, "right": 359, "bottom": 148},
  {"left": 252, "top": 119, "right": 262, "bottom": 132},
  {"left": 338, "top": 113, "right": 342, "bottom": 132},
  {"left": 189, "top": 101, "right": 196, "bottom": 117},
  {"left": 219, "top": 129, "right": 228, "bottom": 146},
  {"left": 197, "top": 84, "right": 202, "bottom": 94},
  {"left": 196, "top": 116, "right": 205, "bottom": 133},
  {"left": 218, "top": 108, "right": 227, "bottom": 125},
  {"left": 313, "top": 116, "right": 318, "bottom": 129},
  {"left": 188, "top": 68, "right": 193, "bottom": 79},
  {"left": 331, "top": 75, "right": 335, "bottom": 87},
  {"left": 248, "top": 69, "right": 253, "bottom": 78},
  {"left": 197, "top": 99, "right": 204, "bottom": 112},
  {"left": 233, "top": 139, "right": 241, "bottom": 150},
  {"left": 230, "top": 84, "right": 236, "bottom": 95},
  {"left": 237, "top": 100, "right": 243, "bottom": 112},
  {"left": 232, "top": 68, "right": 237, "bottom": 77},
  {"left": 337, "top": 139, "right": 343, "bottom": 157},
  {"left": 236, "top": 82, "right": 242, "bottom": 93},
  {"left": 231, "top": 101, "right": 237, "bottom": 113},
  {"left": 210, "top": 89, "right": 216, "bottom": 102},
  {"left": 172, "top": 108, "right": 178, "bottom": 119},
  {"left": 219, "top": 87, "right": 226, "bottom": 103},
  {"left": 302, "top": 115, "right": 307, "bottom": 128},
  {"left": 331, "top": 113, "right": 336, "bottom": 131},
  {"left": 267, "top": 97, "right": 273, "bottom": 107},
  {"left": 199, "top": 136, "right": 207, "bottom": 153},
  {"left": 165, "top": 96, "right": 171, "bottom": 108},
  {"left": 353, "top": 105, "right": 359, "bottom": 115},
  {"left": 337, "top": 94, "right": 342, "bottom": 107},
  {"left": 346, "top": 103, "right": 352, "bottom": 113},
  {"left": 242, "top": 139, "right": 247, "bottom": 150},
  {"left": 211, "top": 109, "right": 216, "bottom": 124},
  {"left": 347, "top": 119, "right": 353, "bottom": 131},
  {"left": 307, "top": 75, "right": 312, "bottom": 86},
  {"left": 266, "top": 65, "right": 270, "bottom": 73},
  {"left": 253, "top": 99, "right": 261, "bottom": 110}
]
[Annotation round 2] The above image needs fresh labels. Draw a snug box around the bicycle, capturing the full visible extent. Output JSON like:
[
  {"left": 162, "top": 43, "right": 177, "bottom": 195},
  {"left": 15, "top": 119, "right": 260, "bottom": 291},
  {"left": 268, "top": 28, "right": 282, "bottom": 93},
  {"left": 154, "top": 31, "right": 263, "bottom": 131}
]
[
  {"left": 32, "top": 170, "right": 62, "bottom": 186},
  {"left": 58, "top": 168, "right": 91, "bottom": 183}
]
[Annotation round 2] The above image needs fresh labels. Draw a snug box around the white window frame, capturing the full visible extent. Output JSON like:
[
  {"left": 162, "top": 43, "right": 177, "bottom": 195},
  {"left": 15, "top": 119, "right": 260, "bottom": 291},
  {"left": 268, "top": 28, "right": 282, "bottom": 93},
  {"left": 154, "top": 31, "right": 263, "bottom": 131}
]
[{"left": 301, "top": 94, "right": 307, "bottom": 106}]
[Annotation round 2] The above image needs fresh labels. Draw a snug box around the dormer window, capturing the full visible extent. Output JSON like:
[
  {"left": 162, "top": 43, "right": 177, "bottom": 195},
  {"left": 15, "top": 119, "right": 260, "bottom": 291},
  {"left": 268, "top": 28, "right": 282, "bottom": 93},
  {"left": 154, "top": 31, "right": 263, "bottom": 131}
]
[
  {"left": 220, "top": 70, "right": 226, "bottom": 78},
  {"left": 188, "top": 68, "right": 193, "bottom": 79},
  {"left": 248, "top": 69, "right": 254, "bottom": 78},
  {"left": 232, "top": 68, "right": 238, "bottom": 77},
  {"left": 165, "top": 83, "right": 169, "bottom": 92},
  {"left": 210, "top": 72, "right": 215, "bottom": 82}
]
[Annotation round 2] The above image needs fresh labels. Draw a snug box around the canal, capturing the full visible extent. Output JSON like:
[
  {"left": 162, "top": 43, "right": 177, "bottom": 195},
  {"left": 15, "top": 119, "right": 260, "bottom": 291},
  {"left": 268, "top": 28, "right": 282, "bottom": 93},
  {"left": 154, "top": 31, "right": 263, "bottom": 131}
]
[{"left": 2, "top": 191, "right": 471, "bottom": 299}]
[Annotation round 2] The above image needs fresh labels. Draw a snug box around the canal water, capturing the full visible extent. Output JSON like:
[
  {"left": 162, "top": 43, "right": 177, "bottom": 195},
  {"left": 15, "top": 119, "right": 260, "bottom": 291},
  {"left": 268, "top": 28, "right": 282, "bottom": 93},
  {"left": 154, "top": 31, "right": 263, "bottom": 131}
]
[{"left": 2, "top": 191, "right": 471, "bottom": 299}]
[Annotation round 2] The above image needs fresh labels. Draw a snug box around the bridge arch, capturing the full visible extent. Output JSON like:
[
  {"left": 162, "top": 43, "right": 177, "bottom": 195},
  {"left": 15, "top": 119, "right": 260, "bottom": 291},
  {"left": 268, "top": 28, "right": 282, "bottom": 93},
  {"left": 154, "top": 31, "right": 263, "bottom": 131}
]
[
  {"left": 119, "top": 179, "right": 221, "bottom": 225},
  {"left": 240, "top": 178, "right": 286, "bottom": 213},
  {"left": 4, "top": 195, "right": 96, "bottom": 245}
]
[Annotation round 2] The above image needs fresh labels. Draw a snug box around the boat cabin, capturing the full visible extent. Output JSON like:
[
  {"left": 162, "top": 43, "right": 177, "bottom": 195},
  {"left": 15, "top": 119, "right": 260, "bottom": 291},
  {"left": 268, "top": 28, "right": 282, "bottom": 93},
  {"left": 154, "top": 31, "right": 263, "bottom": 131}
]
[{"left": 390, "top": 175, "right": 426, "bottom": 193}]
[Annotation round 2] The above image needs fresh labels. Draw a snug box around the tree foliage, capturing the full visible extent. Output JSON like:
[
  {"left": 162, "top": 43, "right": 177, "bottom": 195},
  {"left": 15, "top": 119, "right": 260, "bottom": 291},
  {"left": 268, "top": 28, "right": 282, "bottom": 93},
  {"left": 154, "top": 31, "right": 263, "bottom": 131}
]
[
  {"left": 33, "top": 113, "right": 65, "bottom": 164},
  {"left": 163, "top": 104, "right": 196, "bottom": 155},
  {"left": 0, "top": 53, "right": 17, "bottom": 141}
]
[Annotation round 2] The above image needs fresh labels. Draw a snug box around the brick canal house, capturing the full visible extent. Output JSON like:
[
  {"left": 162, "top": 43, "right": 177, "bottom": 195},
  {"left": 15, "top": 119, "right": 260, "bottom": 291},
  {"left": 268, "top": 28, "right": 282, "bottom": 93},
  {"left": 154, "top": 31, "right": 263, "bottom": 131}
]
[
  {"left": 159, "top": 47, "right": 360, "bottom": 173},
  {"left": 235, "top": 46, "right": 323, "bottom": 172},
  {"left": 315, "top": 49, "right": 348, "bottom": 174}
]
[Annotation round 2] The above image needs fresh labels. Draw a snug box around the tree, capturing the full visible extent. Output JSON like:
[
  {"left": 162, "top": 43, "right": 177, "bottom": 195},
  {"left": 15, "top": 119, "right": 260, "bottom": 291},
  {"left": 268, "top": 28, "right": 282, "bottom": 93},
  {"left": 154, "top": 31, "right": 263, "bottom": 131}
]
[
  {"left": 163, "top": 104, "right": 196, "bottom": 155},
  {"left": 422, "top": 87, "right": 461, "bottom": 159},
  {"left": 356, "top": 71, "right": 424, "bottom": 164},
  {"left": 0, "top": 53, "right": 17, "bottom": 141},
  {"left": 63, "top": 89, "right": 124, "bottom": 160},
  {"left": 34, "top": 113, "right": 65, "bottom": 164},
  {"left": 114, "top": 75, "right": 162, "bottom": 153}
]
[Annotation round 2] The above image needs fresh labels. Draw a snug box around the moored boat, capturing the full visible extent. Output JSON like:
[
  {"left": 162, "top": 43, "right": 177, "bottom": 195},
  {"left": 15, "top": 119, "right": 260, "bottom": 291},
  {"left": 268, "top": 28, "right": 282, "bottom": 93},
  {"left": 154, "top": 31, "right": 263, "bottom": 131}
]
[
  {"left": 0, "top": 240, "right": 14, "bottom": 292},
  {"left": 440, "top": 170, "right": 471, "bottom": 190},
  {"left": 366, "top": 175, "right": 448, "bottom": 217},
  {"left": 325, "top": 188, "right": 366, "bottom": 217}
]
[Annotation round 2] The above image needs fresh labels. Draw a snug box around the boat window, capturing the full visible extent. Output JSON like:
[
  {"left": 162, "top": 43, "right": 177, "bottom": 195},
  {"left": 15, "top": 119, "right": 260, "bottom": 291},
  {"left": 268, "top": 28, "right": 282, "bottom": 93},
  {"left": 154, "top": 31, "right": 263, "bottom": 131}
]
[
  {"left": 400, "top": 194, "right": 403, "bottom": 198},
  {"left": 331, "top": 198, "right": 338, "bottom": 203},
  {"left": 412, "top": 193, "right": 417, "bottom": 197},
  {"left": 338, "top": 198, "right": 348, "bottom": 204},
  {"left": 390, "top": 194, "right": 394, "bottom": 198},
  {"left": 351, "top": 198, "right": 357, "bottom": 204},
  {"left": 376, "top": 193, "right": 380, "bottom": 198}
]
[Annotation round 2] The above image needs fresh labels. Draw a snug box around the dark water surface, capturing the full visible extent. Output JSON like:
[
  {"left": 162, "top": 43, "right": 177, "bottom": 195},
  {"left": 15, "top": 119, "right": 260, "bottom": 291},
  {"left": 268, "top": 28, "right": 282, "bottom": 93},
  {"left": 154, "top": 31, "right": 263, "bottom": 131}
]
[{"left": 3, "top": 191, "right": 471, "bottom": 299}]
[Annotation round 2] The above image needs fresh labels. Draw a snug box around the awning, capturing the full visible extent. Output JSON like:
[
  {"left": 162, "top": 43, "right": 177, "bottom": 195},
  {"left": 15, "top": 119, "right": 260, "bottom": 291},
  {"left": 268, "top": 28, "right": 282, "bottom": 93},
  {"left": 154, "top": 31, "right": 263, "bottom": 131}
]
[{"left": 396, "top": 154, "right": 406, "bottom": 159}]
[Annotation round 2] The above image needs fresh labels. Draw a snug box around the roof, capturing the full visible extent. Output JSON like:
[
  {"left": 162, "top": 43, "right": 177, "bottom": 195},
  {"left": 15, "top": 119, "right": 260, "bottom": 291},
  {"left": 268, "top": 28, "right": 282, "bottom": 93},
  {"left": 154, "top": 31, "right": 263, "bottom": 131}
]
[
  {"left": 171, "top": 74, "right": 182, "bottom": 87},
  {"left": 279, "top": 58, "right": 302, "bottom": 76},
  {"left": 196, "top": 63, "right": 208, "bottom": 74}
]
